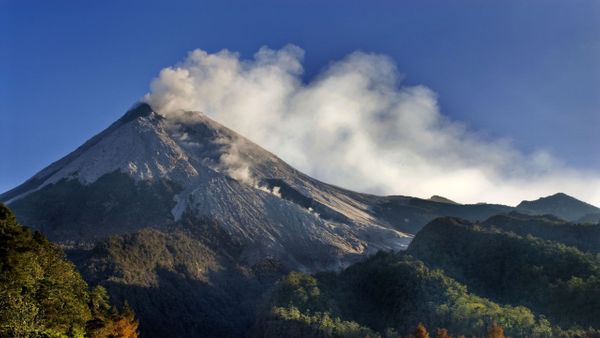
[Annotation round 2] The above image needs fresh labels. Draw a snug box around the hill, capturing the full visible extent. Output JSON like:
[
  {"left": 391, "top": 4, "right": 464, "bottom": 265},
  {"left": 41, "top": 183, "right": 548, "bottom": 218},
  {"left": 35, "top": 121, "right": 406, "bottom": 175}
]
[
  {"left": 408, "top": 217, "right": 600, "bottom": 329},
  {"left": 253, "top": 251, "right": 554, "bottom": 337},
  {"left": 67, "top": 218, "right": 289, "bottom": 337},
  {"left": 516, "top": 192, "right": 600, "bottom": 222},
  {"left": 251, "top": 214, "right": 600, "bottom": 337},
  {"left": 482, "top": 212, "right": 600, "bottom": 253}
]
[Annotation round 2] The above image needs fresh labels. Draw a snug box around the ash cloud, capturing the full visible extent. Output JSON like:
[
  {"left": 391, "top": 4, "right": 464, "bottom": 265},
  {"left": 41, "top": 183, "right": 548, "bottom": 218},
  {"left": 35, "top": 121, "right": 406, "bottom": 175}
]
[
  {"left": 215, "top": 136, "right": 282, "bottom": 198},
  {"left": 144, "top": 45, "right": 600, "bottom": 206}
]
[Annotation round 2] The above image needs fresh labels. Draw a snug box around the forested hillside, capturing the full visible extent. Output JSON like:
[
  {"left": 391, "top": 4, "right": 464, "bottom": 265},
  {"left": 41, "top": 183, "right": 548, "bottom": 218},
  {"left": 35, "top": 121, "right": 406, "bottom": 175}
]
[
  {"left": 0, "top": 204, "right": 138, "bottom": 338},
  {"left": 253, "top": 251, "right": 558, "bottom": 337},
  {"left": 516, "top": 193, "right": 600, "bottom": 222},
  {"left": 481, "top": 212, "right": 600, "bottom": 253},
  {"left": 68, "top": 218, "right": 290, "bottom": 337},
  {"left": 408, "top": 217, "right": 600, "bottom": 330},
  {"left": 252, "top": 213, "right": 600, "bottom": 338}
]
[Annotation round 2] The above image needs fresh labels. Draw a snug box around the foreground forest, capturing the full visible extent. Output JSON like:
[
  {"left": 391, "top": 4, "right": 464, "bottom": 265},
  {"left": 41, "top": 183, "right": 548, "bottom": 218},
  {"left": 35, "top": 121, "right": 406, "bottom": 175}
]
[{"left": 0, "top": 204, "right": 138, "bottom": 337}]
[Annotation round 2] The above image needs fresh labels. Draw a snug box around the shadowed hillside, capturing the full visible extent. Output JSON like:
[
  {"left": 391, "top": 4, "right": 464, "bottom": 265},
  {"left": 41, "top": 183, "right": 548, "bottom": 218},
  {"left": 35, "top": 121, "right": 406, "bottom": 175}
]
[
  {"left": 516, "top": 193, "right": 600, "bottom": 222},
  {"left": 482, "top": 212, "right": 600, "bottom": 253},
  {"left": 252, "top": 251, "right": 555, "bottom": 338},
  {"left": 408, "top": 217, "right": 600, "bottom": 330}
]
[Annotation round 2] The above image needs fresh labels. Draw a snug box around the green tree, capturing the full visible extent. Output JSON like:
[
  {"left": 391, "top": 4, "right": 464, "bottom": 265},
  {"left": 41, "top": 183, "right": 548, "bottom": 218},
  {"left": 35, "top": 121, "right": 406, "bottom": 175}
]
[
  {"left": 0, "top": 203, "right": 90, "bottom": 337},
  {"left": 0, "top": 203, "right": 138, "bottom": 338}
]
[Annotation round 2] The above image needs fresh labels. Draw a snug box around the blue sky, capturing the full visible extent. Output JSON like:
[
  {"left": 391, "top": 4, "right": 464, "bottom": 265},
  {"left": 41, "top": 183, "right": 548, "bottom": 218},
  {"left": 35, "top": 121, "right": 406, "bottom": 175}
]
[{"left": 1, "top": 0, "right": 599, "bottom": 198}]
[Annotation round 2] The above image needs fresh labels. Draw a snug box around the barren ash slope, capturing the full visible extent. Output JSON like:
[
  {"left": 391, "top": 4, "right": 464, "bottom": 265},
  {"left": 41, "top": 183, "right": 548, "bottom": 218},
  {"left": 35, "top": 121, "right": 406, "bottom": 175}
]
[{"left": 1, "top": 103, "right": 412, "bottom": 271}]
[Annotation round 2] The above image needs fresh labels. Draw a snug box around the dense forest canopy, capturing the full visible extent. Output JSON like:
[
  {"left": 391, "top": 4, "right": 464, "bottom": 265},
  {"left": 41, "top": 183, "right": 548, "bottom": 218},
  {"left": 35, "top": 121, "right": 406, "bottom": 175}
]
[
  {"left": 253, "top": 214, "right": 600, "bottom": 338},
  {"left": 408, "top": 217, "right": 600, "bottom": 329},
  {"left": 0, "top": 203, "right": 138, "bottom": 338}
]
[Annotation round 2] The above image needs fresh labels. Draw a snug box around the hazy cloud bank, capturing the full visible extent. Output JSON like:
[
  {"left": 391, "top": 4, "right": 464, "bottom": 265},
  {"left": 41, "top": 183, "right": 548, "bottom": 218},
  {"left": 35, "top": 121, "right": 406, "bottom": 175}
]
[{"left": 144, "top": 45, "right": 600, "bottom": 206}]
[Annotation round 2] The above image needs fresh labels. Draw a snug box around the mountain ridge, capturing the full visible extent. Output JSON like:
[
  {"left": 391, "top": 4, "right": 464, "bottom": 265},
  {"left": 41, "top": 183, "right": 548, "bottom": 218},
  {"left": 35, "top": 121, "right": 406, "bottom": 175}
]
[{"left": 516, "top": 192, "right": 600, "bottom": 221}]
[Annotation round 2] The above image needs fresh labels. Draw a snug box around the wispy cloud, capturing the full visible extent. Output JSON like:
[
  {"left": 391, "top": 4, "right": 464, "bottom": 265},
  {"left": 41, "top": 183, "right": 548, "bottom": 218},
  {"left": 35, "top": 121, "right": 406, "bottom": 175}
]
[{"left": 144, "top": 45, "right": 600, "bottom": 206}]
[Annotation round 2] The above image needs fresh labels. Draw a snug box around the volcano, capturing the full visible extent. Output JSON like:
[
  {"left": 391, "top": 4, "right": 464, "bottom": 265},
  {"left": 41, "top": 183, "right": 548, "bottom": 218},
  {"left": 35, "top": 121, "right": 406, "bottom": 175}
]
[{"left": 2, "top": 103, "right": 413, "bottom": 271}]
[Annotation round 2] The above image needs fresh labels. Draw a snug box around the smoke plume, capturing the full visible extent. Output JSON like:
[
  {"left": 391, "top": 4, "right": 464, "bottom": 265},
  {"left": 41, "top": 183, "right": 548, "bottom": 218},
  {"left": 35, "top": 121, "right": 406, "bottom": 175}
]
[{"left": 144, "top": 45, "right": 600, "bottom": 206}]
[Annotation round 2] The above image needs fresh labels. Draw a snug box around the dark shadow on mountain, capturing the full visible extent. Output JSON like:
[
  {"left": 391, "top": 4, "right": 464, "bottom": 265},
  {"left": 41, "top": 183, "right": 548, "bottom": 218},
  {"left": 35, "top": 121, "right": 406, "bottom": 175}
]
[
  {"left": 482, "top": 211, "right": 600, "bottom": 253},
  {"left": 408, "top": 216, "right": 600, "bottom": 329},
  {"left": 371, "top": 196, "right": 512, "bottom": 233},
  {"left": 516, "top": 192, "right": 600, "bottom": 222},
  {"left": 9, "top": 172, "right": 181, "bottom": 241},
  {"left": 67, "top": 221, "right": 291, "bottom": 338}
]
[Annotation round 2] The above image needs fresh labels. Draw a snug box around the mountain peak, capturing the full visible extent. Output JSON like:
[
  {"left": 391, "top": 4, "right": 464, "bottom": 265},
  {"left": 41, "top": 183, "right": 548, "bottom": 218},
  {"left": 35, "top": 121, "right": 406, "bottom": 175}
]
[
  {"left": 429, "top": 195, "right": 459, "bottom": 204},
  {"left": 118, "top": 102, "right": 155, "bottom": 124},
  {"left": 516, "top": 192, "right": 600, "bottom": 221}
]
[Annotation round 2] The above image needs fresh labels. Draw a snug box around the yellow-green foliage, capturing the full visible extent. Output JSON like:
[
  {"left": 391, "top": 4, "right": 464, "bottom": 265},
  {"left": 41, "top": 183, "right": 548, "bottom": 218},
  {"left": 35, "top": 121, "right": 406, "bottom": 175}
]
[
  {"left": 258, "top": 306, "right": 379, "bottom": 338},
  {"left": 261, "top": 252, "right": 554, "bottom": 338},
  {"left": 0, "top": 203, "right": 138, "bottom": 338},
  {"left": 0, "top": 204, "right": 91, "bottom": 337}
]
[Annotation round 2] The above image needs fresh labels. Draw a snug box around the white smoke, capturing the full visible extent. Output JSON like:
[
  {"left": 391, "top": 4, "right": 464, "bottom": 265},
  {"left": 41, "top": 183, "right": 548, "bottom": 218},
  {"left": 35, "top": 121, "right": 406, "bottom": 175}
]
[
  {"left": 144, "top": 45, "right": 600, "bottom": 206},
  {"left": 214, "top": 136, "right": 282, "bottom": 198}
]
